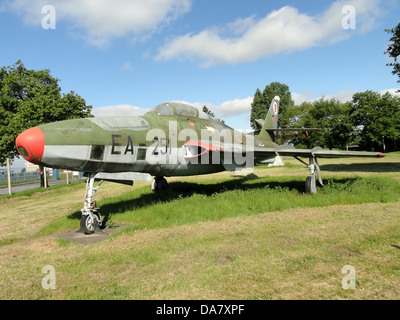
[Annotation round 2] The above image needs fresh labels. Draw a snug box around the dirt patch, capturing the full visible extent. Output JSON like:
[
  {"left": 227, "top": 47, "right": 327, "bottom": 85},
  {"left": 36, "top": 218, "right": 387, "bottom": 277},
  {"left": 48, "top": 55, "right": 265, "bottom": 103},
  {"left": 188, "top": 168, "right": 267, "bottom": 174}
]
[{"left": 53, "top": 224, "right": 129, "bottom": 245}]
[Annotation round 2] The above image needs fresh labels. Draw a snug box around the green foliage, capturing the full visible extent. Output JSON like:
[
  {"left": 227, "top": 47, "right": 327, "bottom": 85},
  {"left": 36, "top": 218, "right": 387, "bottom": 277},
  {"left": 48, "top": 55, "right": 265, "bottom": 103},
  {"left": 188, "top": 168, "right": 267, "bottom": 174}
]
[
  {"left": 250, "top": 82, "right": 294, "bottom": 129},
  {"left": 287, "top": 98, "right": 354, "bottom": 149},
  {"left": 0, "top": 60, "right": 92, "bottom": 165},
  {"left": 385, "top": 22, "right": 400, "bottom": 89},
  {"left": 202, "top": 105, "right": 215, "bottom": 117},
  {"left": 107, "top": 219, "right": 120, "bottom": 229},
  {"left": 285, "top": 91, "right": 400, "bottom": 152},
  {"left": 350, "top": 90, "right": 400, "bottom": 152}
]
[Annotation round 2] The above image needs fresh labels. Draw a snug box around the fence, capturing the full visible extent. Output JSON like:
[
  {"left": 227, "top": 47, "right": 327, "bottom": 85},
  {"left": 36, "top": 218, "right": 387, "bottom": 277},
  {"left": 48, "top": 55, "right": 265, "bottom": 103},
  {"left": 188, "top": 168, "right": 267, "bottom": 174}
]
[
  {"left": 0, "top": 166, "right": 83, "bottom": 195},
  {"left": 0, "top": 170, "right": 44, "bottom": 184}
]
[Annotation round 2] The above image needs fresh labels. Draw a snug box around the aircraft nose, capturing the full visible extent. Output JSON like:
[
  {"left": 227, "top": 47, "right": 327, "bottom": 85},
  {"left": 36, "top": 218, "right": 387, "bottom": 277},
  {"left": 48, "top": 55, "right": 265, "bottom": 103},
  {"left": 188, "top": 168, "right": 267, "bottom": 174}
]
[{"left": 15, "top": 127, "right": 45, "bottom": 164}]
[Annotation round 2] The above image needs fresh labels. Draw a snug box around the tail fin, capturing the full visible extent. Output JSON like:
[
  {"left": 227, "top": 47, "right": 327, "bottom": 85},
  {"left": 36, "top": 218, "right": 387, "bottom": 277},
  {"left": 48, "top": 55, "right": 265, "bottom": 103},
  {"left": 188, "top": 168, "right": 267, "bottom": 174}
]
[{"left": 257, "top": 96, "right": 280, "bottom": 142}]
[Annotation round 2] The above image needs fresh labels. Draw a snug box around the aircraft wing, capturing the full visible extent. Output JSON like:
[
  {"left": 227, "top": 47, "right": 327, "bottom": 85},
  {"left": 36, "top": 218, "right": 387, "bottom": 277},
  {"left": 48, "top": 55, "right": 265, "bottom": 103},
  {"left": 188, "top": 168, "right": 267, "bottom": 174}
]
[
  {"left": 250, "top": 145, "right": 385, "bottom": 194},
  {"left": 254, "top": 145, "right": 386, "bottom": 159},
  {"left": 183, "top": 141, "right": 385, "bottom": 169}
]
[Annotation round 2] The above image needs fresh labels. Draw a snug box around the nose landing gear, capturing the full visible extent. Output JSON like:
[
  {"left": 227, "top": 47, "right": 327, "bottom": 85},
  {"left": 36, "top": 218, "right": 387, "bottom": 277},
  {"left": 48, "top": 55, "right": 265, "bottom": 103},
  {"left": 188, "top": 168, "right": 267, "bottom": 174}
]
[{"left": 80, "top": 174, "right": 104, "bottom": 235}]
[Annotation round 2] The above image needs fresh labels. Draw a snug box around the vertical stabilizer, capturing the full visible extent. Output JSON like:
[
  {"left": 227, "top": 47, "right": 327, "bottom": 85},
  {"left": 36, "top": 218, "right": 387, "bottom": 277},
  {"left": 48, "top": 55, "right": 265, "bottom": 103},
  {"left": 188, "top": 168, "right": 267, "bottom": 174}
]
[{"left": 257, "top": 96, "right": 280, "bottom": 143}]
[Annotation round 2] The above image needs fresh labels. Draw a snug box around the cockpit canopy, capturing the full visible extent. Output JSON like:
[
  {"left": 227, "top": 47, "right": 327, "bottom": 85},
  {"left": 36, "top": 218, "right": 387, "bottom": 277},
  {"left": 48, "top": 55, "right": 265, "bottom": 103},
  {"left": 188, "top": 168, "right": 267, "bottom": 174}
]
[
  {"left": 149, "top": 102, "right": 209, "bottom": 120},
  {"left": 147, "top": 102, "right": 233, "bottom": 131}
]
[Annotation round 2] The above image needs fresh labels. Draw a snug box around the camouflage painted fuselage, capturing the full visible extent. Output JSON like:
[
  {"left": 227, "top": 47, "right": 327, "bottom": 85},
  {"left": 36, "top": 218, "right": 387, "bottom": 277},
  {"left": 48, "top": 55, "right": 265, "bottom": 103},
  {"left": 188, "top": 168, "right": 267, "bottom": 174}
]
[{"left": 36, "top": 102, "right": 277, "bottom": 177}]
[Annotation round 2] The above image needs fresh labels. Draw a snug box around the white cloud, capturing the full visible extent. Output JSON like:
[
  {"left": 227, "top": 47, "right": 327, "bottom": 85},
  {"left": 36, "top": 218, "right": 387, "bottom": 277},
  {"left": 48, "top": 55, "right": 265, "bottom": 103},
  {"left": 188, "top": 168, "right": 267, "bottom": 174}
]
[
  {"left": 6, "top": 0, "right": 191, "bottom": 46},
  {"left": 331, "top": 90, "right": 359, "bottom": 102},
  {"left": 172, "top": 97, "right": 254, "bottom": 118},
  {"left": 291, "top": 92, "right": 310, "bottom": 106},
  {"left": 380, "top": 88, "right": 400, "bottom": 96},
  {"left": 293, "top": 88, "right": 400, "bottom": 105},
  {"left": 215, "top": 97, "right": 254, "bottom": 117},
  {"left": 92, "top": 104, "right": 149, "bottom": 117},
  {"left": 292, "top": 90, "right": 359, "bottom": 104},
  {"left": 156, "top": 0, "right": 382, "bottom": 66}
]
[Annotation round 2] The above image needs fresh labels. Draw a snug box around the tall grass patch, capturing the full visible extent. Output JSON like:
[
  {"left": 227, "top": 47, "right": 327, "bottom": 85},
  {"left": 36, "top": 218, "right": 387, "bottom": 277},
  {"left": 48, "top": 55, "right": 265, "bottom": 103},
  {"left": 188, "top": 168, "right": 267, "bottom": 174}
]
[
  {"left": 37, "top": 175, "right": 400, "bottom": 237},
  {"left": 105, "top": 176, "right": 400, "bottom": 236}
]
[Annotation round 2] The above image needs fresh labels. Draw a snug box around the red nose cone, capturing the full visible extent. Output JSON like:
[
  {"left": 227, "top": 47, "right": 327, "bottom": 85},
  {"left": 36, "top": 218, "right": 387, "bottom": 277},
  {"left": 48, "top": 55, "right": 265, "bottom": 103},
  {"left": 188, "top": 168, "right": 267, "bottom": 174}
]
[{"left": 15, "top": 127, "right": 45, "bottom": 164}]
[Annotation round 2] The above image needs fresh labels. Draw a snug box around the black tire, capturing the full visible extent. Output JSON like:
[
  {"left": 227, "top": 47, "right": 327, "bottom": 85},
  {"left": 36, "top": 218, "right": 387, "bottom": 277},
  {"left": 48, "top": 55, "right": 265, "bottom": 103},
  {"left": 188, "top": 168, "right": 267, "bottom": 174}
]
[
  {"left": 152, "top": 177, "right": 168, "bottom": 192},
  {"left": 156, "top": 177, "right": 168, "bottom": 191},
  {"left": 80, "top": 212, "right": 101, "bottom": 235}
]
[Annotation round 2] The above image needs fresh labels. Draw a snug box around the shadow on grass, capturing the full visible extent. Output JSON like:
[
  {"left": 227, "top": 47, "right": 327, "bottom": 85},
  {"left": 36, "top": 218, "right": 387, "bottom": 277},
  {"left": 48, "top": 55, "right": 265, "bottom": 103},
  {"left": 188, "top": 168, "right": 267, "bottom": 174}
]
[
  {"left": 67, "top": 176, "right": 358, "bottom": 223},
  {"left": 321, "top": 162, "right": 400, "bottom": 173}
]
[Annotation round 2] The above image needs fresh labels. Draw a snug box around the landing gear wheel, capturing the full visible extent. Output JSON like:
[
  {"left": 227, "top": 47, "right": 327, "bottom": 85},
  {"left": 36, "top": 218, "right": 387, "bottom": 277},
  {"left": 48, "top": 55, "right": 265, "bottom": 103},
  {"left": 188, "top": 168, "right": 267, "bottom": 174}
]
[
  {"left": 157, "top": 178, "right": 168, "bottom": 191},
  {"left": 80, "top": 211, "right": 102, "bottom": 235},
  {"left": 151, "top": 177, "right": 168, "bottom": 192},
  {"left": 305, "top": 176, "right": 317, "bottom": 194}
]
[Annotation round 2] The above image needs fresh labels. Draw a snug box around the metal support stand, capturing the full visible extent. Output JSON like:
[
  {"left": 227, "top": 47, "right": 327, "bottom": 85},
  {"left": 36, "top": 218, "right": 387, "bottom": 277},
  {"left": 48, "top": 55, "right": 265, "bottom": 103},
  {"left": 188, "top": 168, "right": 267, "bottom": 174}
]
[{"left": 308, "top": 157, "right": 317, "bottom": 194}]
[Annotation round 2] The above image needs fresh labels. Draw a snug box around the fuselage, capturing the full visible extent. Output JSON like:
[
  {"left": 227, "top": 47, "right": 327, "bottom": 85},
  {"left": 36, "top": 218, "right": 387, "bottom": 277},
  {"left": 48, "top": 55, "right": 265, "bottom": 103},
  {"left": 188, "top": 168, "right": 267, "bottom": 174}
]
[{"left": 16, "top": 102, "right": 278, "bottom": 177}]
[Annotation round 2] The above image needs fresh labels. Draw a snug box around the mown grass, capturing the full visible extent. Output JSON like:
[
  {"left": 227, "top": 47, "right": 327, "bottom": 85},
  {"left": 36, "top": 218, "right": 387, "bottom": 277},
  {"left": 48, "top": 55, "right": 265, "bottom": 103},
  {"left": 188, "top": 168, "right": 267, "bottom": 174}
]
[
  {"left": 2, "top": 201, "right": 399, "bottom": 300},
  {"left": 1, "top": 153, "right": 399, "bottom": 300},
  {"left": 0, "top": 179, "right": 85, "bottom": 200},
  {"left": 37, "top": 175, "right": 400, "bottom": 237}
]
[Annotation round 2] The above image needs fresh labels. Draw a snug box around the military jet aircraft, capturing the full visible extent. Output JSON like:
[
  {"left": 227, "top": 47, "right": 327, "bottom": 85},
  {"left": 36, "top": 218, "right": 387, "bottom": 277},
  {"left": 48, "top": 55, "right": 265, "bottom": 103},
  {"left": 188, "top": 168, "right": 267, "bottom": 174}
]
[{"left": 15, "top": 97, "right": 385, "bottom": 234}]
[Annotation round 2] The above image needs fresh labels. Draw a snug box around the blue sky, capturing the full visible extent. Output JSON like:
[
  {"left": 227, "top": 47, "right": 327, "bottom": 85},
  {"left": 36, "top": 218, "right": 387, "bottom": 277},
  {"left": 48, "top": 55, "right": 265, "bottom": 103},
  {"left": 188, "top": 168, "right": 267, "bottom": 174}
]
[{"left": 1, "top": 0, "right": 399, "bottom": 135}]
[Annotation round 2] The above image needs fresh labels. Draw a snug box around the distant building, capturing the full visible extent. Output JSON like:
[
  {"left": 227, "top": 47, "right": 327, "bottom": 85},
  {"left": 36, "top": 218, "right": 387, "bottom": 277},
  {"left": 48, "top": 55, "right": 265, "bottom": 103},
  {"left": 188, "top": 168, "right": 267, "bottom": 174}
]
[{"left": 25, "top": 161, "right": 40, "bottom": 172}]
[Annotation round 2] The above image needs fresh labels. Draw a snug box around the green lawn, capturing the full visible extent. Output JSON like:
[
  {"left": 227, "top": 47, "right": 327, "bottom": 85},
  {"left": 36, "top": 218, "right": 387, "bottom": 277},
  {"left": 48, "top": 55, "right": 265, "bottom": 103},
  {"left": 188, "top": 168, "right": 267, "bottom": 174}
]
[{"left": 0, "top": 152, "right": 399, "bottom": 299}]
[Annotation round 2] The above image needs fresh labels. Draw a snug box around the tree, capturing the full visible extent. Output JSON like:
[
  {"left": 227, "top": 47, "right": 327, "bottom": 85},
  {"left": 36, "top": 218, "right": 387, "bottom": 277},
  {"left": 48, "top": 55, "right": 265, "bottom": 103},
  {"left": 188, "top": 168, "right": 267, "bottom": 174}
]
[
  {"left": 350, "top": 90, "right": 400, "bottom": 152},
  {"left": 0, "top": 61, "right": 92, "bottom": 183},
  {"left": 385, "top": 22, "right": 400, "bottom": 91},
  {"left": 250, "top": 82, "right": 294, "bottom": 129},
  {"left": 281, "top": 101, "right": 316, "bottom": 148},
  {"left": 202, "top": 105, "right": 224, "bottom": 123},
  {"left": 286, "top": 98, "right": 353, "bottom": 150},
  {"left": 308, "top": 98, "right": 354, "bottom": 150},
  {"left": 202, "top": 105, "right": 215, "bottom": 118}
]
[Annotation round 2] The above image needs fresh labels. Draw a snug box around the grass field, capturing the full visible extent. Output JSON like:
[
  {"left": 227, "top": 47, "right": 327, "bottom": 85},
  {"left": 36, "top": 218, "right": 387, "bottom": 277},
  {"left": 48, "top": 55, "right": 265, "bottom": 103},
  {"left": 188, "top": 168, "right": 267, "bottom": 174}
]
[{"left": 0, "top": 153, "right": 399, "bottom": 299}]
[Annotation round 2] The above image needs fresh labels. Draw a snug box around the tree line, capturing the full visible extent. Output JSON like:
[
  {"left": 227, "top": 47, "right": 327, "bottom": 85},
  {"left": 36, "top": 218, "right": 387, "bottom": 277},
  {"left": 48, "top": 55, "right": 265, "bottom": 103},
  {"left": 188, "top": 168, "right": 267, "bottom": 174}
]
[{"left": 250, "top": 82, "right": 400, "bottom": 153}]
